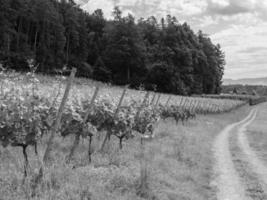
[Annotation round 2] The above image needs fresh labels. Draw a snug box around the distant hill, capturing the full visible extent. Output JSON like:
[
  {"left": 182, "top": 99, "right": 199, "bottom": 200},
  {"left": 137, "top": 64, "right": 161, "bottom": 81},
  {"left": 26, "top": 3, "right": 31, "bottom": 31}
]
[{"left": 223, "top": 77, "right": 267, "bottom": 86}]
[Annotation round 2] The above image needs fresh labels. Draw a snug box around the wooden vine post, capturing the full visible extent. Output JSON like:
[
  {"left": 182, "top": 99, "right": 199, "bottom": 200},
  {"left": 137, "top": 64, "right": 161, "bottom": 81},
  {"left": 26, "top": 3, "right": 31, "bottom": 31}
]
[
  {"left": 43, "top": 68, "right": 77, "bottom": 165},
  {"left": 165, "top": 95, "right": 171, "bottom": 106},
  {"left": 212, "top": 104, "right": 216, "bottom": 113},
  {"left": 32, "top": 68, "right": 76, "bottom": 197},
  {"left": 135, "top": 91, "right": 150, "bottom": 120},
  {"left": 179, "top": 97, "right": 184, "bottom": 107},
  {"left": 136, "top": 91, "right": 151, "bottom": 197},
  {"left": 190, "top": 100, "right": 195, "bottom": 112},
  {"left": 114, "top": 86, "right": 128, "bottom": 116},
  {"left": 182, "top": 98, "right": 188, "bottom": 108},
  {"left": 151, "top": 92, "right": 157, "bottom": 105},
  {"left": 210, "top": 103, "right": 213, "bottom": 113},
  {"left": 188, "top": 99, "right": 193, "bottom": 111},
  {"left": 205, "top": 102, "right": 209, "bottom": 113},
  {"left": 66, "top": 86, "right": 100, "bottom": 163},
  {"left": 210, "top": 103, "right": 214, "bottom": 113},
  {"left": 100, "top": 86, "right": 127, "bottom": 151},
  {"left": 194, "top": 101, "right": 199, "bottom": 113},
  {"left": 199, "top": 101, "right": 204, "bottom": 114},
  {"left": 216, "top": 104, "right": 220, "bottom": 113},
  {"left": 155, "top": 93, "right": 161, "bottom": 107},
  {"left": 194, "top": 101, "right": 199, "bottom": 112},
  {"left": 196, "top": 101, "right": 201, "bottom": 113}
]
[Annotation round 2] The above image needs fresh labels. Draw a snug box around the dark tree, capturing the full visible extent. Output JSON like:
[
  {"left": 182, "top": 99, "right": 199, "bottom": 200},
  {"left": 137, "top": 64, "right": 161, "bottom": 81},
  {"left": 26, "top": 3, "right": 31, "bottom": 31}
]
[{"left": 0, "top": 2, "right": 225, "bottom": 94}]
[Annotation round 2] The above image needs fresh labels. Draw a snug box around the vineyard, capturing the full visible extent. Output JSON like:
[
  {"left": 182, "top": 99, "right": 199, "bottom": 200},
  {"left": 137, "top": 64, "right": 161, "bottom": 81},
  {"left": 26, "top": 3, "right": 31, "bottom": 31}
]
[
  {"left": 196, "top": 94, "right": 267, "bottom": 103},
  {"left": 0, "top": 68, "right": 247, "bottom": 199}
]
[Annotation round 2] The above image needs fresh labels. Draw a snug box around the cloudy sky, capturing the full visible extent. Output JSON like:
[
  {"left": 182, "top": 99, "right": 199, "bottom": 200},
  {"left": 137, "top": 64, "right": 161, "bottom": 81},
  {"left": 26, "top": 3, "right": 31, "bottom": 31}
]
[{"left": 77, "top": 0, "right": 267, "bottom": 80}]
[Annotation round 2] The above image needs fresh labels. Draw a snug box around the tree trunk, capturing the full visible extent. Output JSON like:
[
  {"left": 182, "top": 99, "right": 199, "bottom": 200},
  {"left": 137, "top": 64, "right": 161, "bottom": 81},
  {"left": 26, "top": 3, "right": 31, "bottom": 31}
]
[
  {"left": 22, "top": 145, "right": 29, "bottom": 178},
  {"left": 119, "top": 136, "right": 123, "bottom": 149},
  {"left": 7, "top": 34, "right": 10, "bottom": 62},
  {"left": 100, "top": 131, "right": 110, "bottom": 151},
  {"left": 88, "top": 135, "right": 92, "bottom": 163},
  {"left": 16, "top": 17, "right": 23, "bottom": 52},
  {"left": 26, "top": 21, "right": 31, "bottom": 45},
  {"left": 66, "top": 133, "right": 80, "bottom": 163},
  {"left": 66, "top": 33, "right": 70, "bottom": 65},
  {"left": 127, "top": 66, "right": 130, "bottom": 83},
  {"left": 34, "top": 142, "right": 38, "bottom": 156},
  {"left": 34, "top": 28, "right": 38, "bottom": 54}
]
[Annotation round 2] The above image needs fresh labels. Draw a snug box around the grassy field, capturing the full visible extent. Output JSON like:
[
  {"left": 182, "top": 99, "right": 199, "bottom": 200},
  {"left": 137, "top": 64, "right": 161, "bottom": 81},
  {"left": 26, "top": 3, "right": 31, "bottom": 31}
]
[
  {"left": 0, "top": 72, "right": 245, "bottom": 112},
  {"left": 0, "top": 72, "right": 251, "bottom": 200},
  {"left": 0, "top": 102, "right": 251, "bottom": 200},
  {"left": 225, "top": 103, "right": 267, "bottom": 199},
  {"left": 246, "top": 103, "right": 267, "bottom": 163}
]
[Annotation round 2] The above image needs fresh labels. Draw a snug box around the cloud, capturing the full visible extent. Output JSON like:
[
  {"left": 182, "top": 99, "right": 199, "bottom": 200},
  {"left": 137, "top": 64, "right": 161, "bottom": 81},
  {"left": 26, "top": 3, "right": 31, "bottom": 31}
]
[
  {"left": 211, "top": 22, "right": 267, "bottom": 79},
  {"left": 77, "top": 0, "right": 267, "bottom": 79},
  {"left": 238, "top": 47, "right": 267, "bottom": 54},
  {"left": 206, "top": 0, "right": 267, "bottom": 21},
  {"left": 206, "top": 0, "right": 251, "bottom": 15},
  {"left": 81, "top": 0, "right": 114, "bottom": 18},
  {"left": 198, "top": 16, "right": 219, "bottom": 28}
]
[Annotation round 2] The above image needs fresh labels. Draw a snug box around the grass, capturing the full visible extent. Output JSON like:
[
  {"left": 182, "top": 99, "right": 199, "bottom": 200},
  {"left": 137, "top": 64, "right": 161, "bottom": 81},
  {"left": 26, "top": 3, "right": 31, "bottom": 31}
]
[
  {"left": 226, "top": 103, "right": 267, "bottom": 199},
  {"left": 229, "top": 122, "right": 267, "bottom": 199},
  {"left": 0, "top": 73, "right": 250, "bottom": 199},
  {"left": 0, "top": 104, "right": 250, "bottom": 200},
  {"left": 1, "top": 72, "right": 244, "bottom": 112},
  {"left": 246, "top": 103, "right": 267, "bottom": 163}
]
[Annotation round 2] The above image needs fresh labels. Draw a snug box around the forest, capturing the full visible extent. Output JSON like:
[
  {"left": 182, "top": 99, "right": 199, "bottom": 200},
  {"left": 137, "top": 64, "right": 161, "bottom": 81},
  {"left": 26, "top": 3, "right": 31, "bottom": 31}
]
[
  {"left": 0, "top": 0, "right": 225, "bottom": 95},
  {"left": 222, "top": 84, "right": 267, "bottom": 96}
]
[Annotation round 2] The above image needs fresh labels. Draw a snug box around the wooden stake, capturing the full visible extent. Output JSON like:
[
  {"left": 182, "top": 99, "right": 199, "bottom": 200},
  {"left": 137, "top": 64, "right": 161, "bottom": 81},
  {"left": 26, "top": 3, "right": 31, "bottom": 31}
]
[
  {"left": 151, "top": 92, "right": 157, "bottom": 105},
  {"left": 188, "top": 99, "right": 193, "bottom": 110},
  {"left": 182, "top": 98, "right": 188, "bottom": 108},
  {"left": 155, "top": 94, "right": 161, "bottom": 106},
  {"left": 138, "top": 92, "right": 151, "bottom": 197},
  {"left": 83, "top": 86, "right": 100, "bottom": 124},
  {"left": 179, "top": 97, "right": 184, "bottom": 107},
  {"left": 43, "top": 68, "right": 76, "bottom": 165},
  {"left": 165, "top": 95, "right": 171, "bottom": 106},
  {"left": 190, "top": 100, "right": 195, "bottom": 112},
  {"left": 194, "top": 101, "right": 200, "bottom": 112},
  {"left": 139, "top": 137, "right": 148, "bottom": 197},
  {"left": 114, "top": 86, "right": 127, "bottom": 117},
  {"left": 135, "top": 91, "right": 150, "bottom": 120},
  {"left": 100, "top": 86, "right": 127, "bottom": 151},
  {"left": 67, "top": 86, "right": 100, "bottom": 163}
]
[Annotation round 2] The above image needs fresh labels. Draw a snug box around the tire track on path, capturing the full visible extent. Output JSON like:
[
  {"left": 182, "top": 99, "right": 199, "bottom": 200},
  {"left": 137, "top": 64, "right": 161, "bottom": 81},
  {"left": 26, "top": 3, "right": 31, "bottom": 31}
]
[
  {"left": 238, "top": 108, "right": 267, "bottom": 189},
  {"left": 213, "top": 109, "right": 256, "bottom": 200}
]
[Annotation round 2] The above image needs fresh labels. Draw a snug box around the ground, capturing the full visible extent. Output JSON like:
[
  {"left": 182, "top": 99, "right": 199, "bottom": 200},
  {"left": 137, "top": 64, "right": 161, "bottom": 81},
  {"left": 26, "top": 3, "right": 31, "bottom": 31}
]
[
  {"left": 213, "top": 102, "right": 267, "bottom": 200},
  {"left": 0, "top": 101, "right": 253, "bottom": 200}
]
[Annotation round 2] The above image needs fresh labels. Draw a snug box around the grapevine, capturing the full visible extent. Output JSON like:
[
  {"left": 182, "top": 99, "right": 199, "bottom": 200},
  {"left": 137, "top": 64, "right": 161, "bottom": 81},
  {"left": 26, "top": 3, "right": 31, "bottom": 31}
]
[{"left": 0, "top": 70, "right": 247, "bottom": 174}]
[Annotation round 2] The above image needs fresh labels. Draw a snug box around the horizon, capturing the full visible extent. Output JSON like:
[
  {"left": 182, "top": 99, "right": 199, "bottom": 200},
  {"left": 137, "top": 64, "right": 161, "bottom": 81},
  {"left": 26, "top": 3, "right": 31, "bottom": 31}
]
[
  {"left": 77, "top": 0, "right": 267, "bottom": 80},
  {"left": 224, "top": 76, "right": 267, "bottom": 80}
]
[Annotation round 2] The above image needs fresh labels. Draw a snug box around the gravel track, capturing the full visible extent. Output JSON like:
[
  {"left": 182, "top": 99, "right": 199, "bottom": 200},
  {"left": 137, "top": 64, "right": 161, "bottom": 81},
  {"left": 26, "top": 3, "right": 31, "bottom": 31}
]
[
  {"left": 212, "top": 109, "right": 256, "bottom": 200},
  {"left": 238, "top": 108, "right": 267, "bottom": 189}
]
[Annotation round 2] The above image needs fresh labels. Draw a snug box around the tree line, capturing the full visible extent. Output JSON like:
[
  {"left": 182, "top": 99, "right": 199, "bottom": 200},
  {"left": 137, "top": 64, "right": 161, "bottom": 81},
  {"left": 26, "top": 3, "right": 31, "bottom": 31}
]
[
  {"left": 222, "top": 85, "right": 267, "bottom": 96},
  {"left": 0, "top": 0, "right": 225, "bottom": 95}
]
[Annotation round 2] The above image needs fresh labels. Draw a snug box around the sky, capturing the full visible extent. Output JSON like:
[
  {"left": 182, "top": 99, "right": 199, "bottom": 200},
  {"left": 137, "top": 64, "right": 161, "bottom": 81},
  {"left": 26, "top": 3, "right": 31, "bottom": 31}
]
[{"left": 76, "top": 0, "right": 267, "bottom": 80}]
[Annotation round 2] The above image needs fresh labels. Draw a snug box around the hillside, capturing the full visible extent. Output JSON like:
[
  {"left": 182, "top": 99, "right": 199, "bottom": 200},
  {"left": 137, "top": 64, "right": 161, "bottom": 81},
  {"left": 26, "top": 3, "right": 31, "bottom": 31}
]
[
  {"left": 0, "top": 0, "right": 224, "bottom": 95},
  {"left": 223, "top": 77, "right": 267, "bottom": 86},
  {"left": 0, "top": 71, "right": 249, "bottom": 200}
]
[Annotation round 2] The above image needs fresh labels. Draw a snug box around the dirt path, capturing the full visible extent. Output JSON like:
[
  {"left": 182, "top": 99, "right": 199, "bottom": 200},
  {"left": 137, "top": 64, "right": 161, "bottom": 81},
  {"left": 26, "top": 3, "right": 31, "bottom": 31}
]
[
  {"left": 212, "top": 109, "right": 256, "bottom": 200},
  {"left": 238, "top": 108, "right": 267, "bottom": 188}
]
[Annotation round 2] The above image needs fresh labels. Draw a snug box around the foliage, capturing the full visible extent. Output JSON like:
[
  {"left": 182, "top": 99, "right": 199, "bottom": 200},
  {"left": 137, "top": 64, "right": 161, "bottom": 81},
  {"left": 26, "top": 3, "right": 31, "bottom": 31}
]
[
  {"left": 222, "top": 84, "right": 267, "bottom": 96},
  {"left": 0, "top": 1, "right": 225, "bottom": 94},
  {"left": 0, "top": 70, "right": 245, "bottom": 185},
  {"left": 0, "top": 73, "right": 245, "bottom": 152}
]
